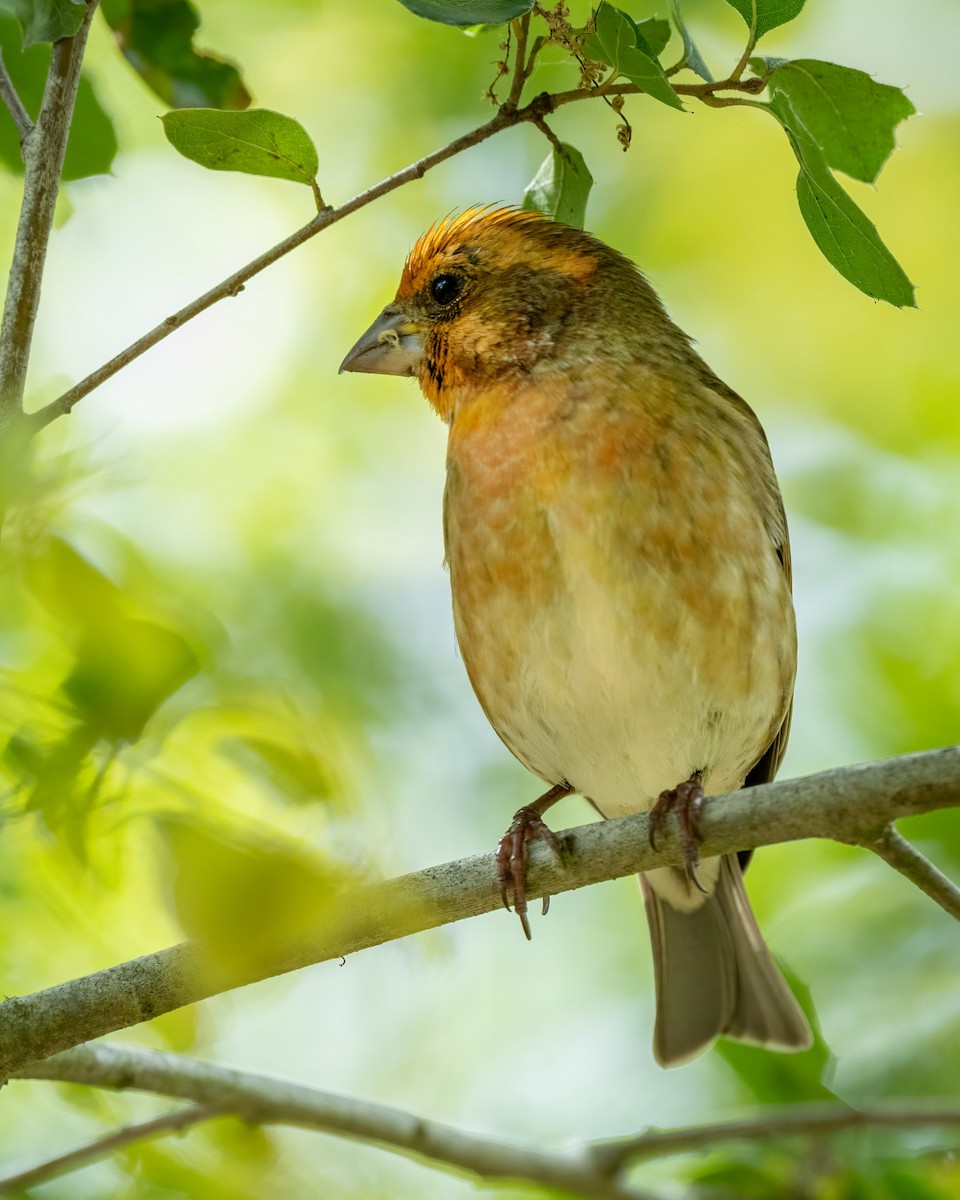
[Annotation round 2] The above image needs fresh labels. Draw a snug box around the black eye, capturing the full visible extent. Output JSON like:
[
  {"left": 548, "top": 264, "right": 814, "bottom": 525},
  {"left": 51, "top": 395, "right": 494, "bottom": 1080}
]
[{"left": 430, "top": 273, "right": 464, "bottom": 306}]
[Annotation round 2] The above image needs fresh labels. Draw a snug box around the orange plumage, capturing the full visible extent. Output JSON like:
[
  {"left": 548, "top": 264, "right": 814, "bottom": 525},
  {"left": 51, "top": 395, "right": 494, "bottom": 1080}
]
[{"left": 341, "top": 208, "right": 811, "bottom": 1066}]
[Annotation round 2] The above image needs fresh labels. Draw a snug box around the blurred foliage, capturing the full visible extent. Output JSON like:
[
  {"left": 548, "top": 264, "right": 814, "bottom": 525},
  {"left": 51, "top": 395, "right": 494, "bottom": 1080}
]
[
  {"left": 100, "top": 0, "right": 251, "bottom": 109},
  {"left": 0, "top": 0, "right": 958, "bottom": 1198}
]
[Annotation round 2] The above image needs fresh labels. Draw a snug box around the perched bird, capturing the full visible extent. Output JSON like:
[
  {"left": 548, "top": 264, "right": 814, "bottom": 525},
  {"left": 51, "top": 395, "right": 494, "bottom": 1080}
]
[{"left": 341, "top": 207, "right": 812, "bottom": 1067}]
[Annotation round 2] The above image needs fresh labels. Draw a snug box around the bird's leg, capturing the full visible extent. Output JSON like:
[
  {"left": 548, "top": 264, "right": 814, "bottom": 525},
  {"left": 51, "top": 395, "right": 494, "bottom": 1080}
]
[
  {"left": 495, "top": 782, "right": 571, "bottom": 940},
  {"left": 648, "top": 772, "right": 706, "bottom": 892}
]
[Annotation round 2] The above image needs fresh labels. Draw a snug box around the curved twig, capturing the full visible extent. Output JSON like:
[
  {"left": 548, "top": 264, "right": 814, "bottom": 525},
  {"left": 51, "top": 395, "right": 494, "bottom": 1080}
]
[
  {"left": 22, "top": 73, "right": 763, "bottom": 437},
  {"left": 0, "top": 1103, "right": 218, "bottom": 1196},
  {"left": 11, "top": 1045, "right": 960, "bottom": 1200}
]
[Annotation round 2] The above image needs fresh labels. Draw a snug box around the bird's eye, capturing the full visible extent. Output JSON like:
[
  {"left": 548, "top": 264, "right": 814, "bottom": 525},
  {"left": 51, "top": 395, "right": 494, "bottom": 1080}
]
[{"left": 430, "top": 273, "right": 464, "bottom": 306}]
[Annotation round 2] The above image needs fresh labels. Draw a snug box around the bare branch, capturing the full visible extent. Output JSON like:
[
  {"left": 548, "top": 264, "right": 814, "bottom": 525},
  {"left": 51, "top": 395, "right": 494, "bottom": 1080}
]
[
  {"left": 0, "top": 1103, "right": 217, "bottom": 1195},
  {"left": 0, "top": 0, "right": 99, "bottom": 430},
  {"left": 592, "top": 1101, "right": 960, "bottom": 1171},
  {"left": 867, "top": 824, "right": 960, "bottom": 920},
  {"left": 12, "top": 1046, "right": 960, "bottom": 1199},
  {"left": 0, "top": 747, "right": 957, "bottom": 1080},
  {"left": 22, "top": 73, "right": 763, "bottom": 437},
  {"left": 13, "top": 1044, "right": 653, "bottom": 1200},
  {"left": 0, "top": 46, "right": 33, "bottom": 144}
]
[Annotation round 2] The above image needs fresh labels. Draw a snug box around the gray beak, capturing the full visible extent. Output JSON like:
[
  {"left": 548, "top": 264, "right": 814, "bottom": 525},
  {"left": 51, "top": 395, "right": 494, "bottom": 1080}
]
[{"left": 339, "top": 305, "right": 424, "bottom": 377}]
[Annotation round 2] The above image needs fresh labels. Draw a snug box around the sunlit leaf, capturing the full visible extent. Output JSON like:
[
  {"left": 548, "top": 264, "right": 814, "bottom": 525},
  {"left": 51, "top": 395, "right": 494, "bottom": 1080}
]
[
  {"left": 721, "top": 0, "right": 806, "bottom": 42},
  {"left": 669, "top": 0, "right": 712, "bottom": 81},
  {"left": 393, "top": 0, "right": 532, "bottom": 26},
  {"left": 0, "top": 0, "right": 85, "bottom": 47},
  {"left": 221, "top": 733, "right": 335, "bottom": 807},
  {"left": 522, "top": 141, "right": 593, "bottom": 229},
  {"left": 0, "top": 14, "right": 117, "bottom": 179},
  {"left": 25, "top": 538, "right": 201, "bottom": 742},
  {"left": 757, "top": 57, "right": 915, "bottom": 183},
  {"left": 64, "top": 616, "right": 199, "bottom": 742},
  {"left": 160, "top": 817, "right": 348, "bottom": 971},
  {"left": 772, "top": 97, "right": 915, "bottom": 307},
  {"left": 100, "top": 0, "right": 250, "bottom": 109},
  {"left": 162, "top": 108, "right": 319, "bottom": 186},
  {"left": 5, "top": 728, "right": 99, "bottom": 854},
  {"left": 583, "top": 3, "right": 683, "bottom": 111}
]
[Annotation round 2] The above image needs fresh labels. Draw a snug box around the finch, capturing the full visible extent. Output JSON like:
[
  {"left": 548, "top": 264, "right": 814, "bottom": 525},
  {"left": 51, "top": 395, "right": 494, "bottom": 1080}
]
[{"left": 341, "top": 207, "right": 812, "bottom": 1067}]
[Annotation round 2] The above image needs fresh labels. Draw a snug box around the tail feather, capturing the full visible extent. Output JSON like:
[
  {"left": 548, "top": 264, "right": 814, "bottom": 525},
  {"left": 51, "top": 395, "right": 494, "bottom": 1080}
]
[{"left": 641, "top": 854, "right": 812, "bottom": 1068}]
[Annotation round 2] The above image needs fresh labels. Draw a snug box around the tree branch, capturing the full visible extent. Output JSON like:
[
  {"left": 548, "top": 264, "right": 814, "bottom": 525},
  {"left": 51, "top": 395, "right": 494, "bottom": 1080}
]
[
  {"left": 12, "top": 1044, "right": 653, "bottom": 1200},
  {"left": 867, "top": 824, "right": 960, "bottom": 919},
  {"left": 22, "top": 74, "right": 761, "bottom": 436},
  {"left": 0, "top": 1102, "right": 218, "bottom": 1196},
  {"left": 11, "top": 1045, "right": 960, "bottom": 1199},
  {"left": 591, "top": 1101, "right": 960, "bottom": 1171},
  {"left": 0, "top": 747, "right": 957, "bottom": 1079},
  {"left": 0, "top": 1, "right": 99, "bottom": 430},
  {"left": 0, "top": 46, "right": 33, "bottom": 144}
]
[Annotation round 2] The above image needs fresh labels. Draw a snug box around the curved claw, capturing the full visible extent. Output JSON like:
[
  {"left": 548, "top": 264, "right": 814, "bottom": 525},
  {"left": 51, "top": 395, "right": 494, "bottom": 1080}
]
[
  {"left": 648, "top": 774, "right": 706, "bottom": 890},
  {"left": 495, "top": 804, "right": 564, "bottom": 940}
]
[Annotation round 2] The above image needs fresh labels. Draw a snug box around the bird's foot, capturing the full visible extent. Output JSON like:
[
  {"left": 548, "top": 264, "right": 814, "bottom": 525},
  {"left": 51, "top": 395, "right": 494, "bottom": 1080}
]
[
  {"left": 495, "top": 783, "right": 570, "bottom": 940},
  {"left": 648, "top": 773, "right": 706, "bottom": 893}
]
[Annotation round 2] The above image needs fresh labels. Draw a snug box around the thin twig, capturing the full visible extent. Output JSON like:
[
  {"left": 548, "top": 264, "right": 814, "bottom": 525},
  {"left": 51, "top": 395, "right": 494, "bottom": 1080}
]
[
  {"left": 533, "top": 114, "right": 565, "bottom": 156},
  {"left": 506, "top": 13, "right": 530, "bottom": 109},
  {"left": 730, "top": 1, "right": 758, "bottom": 82},
  {"left": 13, "top": 1045, "right": 651, "bottom": 1200},
  {"left": 0, "top": 0, "right": 99, "bottom": 430},
  {"left": 0, "top": 747, "right": 958, "bottom": 1079},
  {"left": 867, "top": 824, "right": 960, "bottom": 920},
  {"left": 0, "top": 1103, "right": 218, "bottom": 1195},
  {"left": 13, "top": 1047, "right": 960, "bottom": 1199},
  {"left": 0, "top": 46, "right": 33, "bottom": 143},
  {"left": 591, "top": 1101, "right": 960, "bottom": 1172},
  {"left": 23, "top": 73, "right": 764, "bottom": 437}
]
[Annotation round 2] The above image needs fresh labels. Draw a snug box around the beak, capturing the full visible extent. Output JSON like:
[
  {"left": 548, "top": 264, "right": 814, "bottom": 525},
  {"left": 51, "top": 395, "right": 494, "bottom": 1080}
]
[{"left": 339, "top": 305, "right": 424, "bottom": 377}]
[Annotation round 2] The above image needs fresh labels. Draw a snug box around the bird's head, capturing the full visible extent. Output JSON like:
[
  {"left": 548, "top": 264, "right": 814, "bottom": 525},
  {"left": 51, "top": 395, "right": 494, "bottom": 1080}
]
[{"left": 340, "top": 207, "right": 679, "bottom": 422}]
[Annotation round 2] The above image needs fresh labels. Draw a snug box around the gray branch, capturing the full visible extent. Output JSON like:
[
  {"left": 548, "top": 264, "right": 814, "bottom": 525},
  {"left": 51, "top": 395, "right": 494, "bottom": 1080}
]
[
  {"left": 0, "top": 1, "right": 99, "bottom": 429},
  {"left": 0, "top": 746, "right": 958, "bottom": 1080},
  {"left": 0, "top": 1102, "right": 218, "bottom": 1195},
  {"left": 11, "top": 1044, "right": 960, "bottom": 1200},
  {"left": 12, "top": 1044, "right": 651, "bottom": 1200},
  {"left": 867, "top": 824, "right": 960, "bottom": 918},
  {"left": 0, "top": 46, "right": 33, "bottom": 144}
]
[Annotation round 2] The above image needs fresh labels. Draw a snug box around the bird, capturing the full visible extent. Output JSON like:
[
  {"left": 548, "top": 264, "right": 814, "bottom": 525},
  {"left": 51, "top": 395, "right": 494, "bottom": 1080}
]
[{"left": 340, "top": 206, "right": 812, "bottom": 1067}]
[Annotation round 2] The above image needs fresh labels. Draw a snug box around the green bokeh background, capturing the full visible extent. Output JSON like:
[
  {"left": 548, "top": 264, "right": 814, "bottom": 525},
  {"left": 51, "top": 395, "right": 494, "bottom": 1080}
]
[{"left": 1, "top": 1, "right": 958, "bottom": 1195}]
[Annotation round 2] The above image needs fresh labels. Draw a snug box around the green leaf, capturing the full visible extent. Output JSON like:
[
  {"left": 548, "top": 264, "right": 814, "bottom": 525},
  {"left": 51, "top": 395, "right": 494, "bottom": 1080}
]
[
  {"left": 722, "top": 0, "right": 806, "bottom": 42},
  {"left": 583, "top": 3, "right": 683, "bottom": 111},
  {"left": 64, "top": 616, "right": 199, "bottom": 742},
  {"left": 100, "top": 0, "right": 250, "bottom": 110},
  {"left": 773, "top": 96, "right": 915, "bottom": 307},
  {"left": 221, "top": 733, "right": 335, "bottom": 807},
  {"left": 633, "top": 17, "right": 670, "bottom": 58},
  {"left": 162, "top": 108, "right": 319, "bottom": 187},
  {"left": 0, "top": 0, "right": 85, "bottom": 47},
  {"left": 393, "top": 0, "right": 531, "bottom": 25},
  {"left": 755, "top": 57, "right": 915, "bottom": 184},
  {"left": 669, "top": 0, "right": 712, "bottom": 81},
  {"left": 522, "top": 141, "right": 593, "bottom": 229},
  {"left": 718, "top": 963, "right": 838, "bottom": 1104},
  {"left": 0, "top": 14, "right": 116, "bottom": 179},
  {"left": 159, "top": 817, "right": 349, "bottom": 971},
  {"left": 25, "top": 538, "right": 200, "bottom": 742}
]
